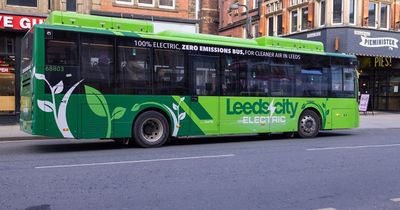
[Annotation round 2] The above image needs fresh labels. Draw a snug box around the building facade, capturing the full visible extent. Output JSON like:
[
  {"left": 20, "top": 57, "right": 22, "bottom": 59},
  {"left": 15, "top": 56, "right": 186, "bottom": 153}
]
[
  {"left": 219, "top": 0, "right": 260, "bottom": 38},
  {"left": 220, "top": 0, "right": 400, "bottom": 111}
]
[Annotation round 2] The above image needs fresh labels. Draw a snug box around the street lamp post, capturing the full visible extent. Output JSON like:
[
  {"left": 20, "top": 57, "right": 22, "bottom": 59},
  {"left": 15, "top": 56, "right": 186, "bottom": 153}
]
[{"left": 230, "top": 2, "right": 252, "bottom": 39}]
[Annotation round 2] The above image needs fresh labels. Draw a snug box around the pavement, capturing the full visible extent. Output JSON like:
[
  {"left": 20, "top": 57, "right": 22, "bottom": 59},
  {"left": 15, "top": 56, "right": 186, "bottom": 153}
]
[{"left": 0, "top": 111, "right": 399, "bottom": 140}]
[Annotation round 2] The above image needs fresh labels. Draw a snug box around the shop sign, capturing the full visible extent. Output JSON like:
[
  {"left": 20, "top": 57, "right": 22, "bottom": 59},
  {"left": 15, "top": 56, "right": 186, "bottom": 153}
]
[
  {"left": 0, "top": 14, "right": 45, "bottom": 30},
  {"left": 359, "top": 94, "right": 370, "bottom": 112},
  {"left": 0, "top": 67, "right": 10, "bottom": 73},
  {"left": 359, "top": 36, "right": 398, "bottom": 50}
]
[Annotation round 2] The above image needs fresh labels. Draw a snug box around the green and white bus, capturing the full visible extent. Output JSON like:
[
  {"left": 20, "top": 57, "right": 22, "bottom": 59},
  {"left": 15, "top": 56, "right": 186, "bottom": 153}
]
[{"left": 20, "top": 12, "right": 359, "bottom": 147}]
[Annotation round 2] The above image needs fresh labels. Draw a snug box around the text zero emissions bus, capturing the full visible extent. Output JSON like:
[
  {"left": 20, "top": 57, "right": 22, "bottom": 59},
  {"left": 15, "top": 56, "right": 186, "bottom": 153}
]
[{"left": 20, "top": 12, "right": 359, "bottom": 147}]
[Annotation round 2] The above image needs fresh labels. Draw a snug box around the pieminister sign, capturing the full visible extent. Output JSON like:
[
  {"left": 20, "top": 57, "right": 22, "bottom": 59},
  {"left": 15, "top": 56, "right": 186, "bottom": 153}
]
[{"left": 359, "top": 36, "right": 399, "bottom": 50}]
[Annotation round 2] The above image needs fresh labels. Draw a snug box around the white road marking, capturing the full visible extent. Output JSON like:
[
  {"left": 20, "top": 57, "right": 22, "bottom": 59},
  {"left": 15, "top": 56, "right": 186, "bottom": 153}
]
[
  {"left": 35, "top": 154, "right": 236, "bottom": 169},
  {"left": 390, "top": 197, "right": 400, "bottom": 202},
  {"left": 306, "top": 143, "right": 400, "bottom": 151},
  {"left": 0, "top": 139, "right": 53, "bottom": 143},
  {"left": 314, "top": 208, "right": 336, "bottom": 210}
]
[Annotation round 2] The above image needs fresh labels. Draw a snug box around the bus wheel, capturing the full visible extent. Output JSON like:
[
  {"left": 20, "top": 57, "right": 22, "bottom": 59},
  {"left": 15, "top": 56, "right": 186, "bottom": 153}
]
[
  {"left": 298, "top": 110, "right": 320, "bottom": 138},
  {"left": 133, "top": 111, "right": 169, "bottom": 148}
]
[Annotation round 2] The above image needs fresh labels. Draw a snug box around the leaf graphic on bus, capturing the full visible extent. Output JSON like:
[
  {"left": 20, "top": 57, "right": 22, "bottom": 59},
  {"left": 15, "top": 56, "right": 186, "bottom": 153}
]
[
  {"left": 325, "top": 110, "right": 330, "bottom": 116},
  {"left": 131, "top": 104, "right": 141, "bottom": 112},
  {"left": 35, "top": 73, "right": 46, "bottom": 81},
  {"left": 179, "top": 112, "right": 186, "bottom": 120},
  {"left": 180, "top": 97, "right": 185, "bottom": 102},
  {"left": 53, "top": 81, "right": 64, "bottom": 94},
  {"left": 37, "top": 100, "right": 54, "bottom": 113},
  {"left": 173, "top": 103, "right": 178, "bottom": 111},
  {"left": 111, "top": 107, "right": 126, "bottom": 120},
  {"left": 84, "top": 85, "right": 109, "bottom": 117}
]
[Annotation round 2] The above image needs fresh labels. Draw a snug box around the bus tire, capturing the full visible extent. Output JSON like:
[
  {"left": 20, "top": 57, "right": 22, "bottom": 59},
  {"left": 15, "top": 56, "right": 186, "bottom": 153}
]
[
  {"left": 133, "top": 111, "right": 170, "bottom": 148},
  {"left": 298, "top": 110, "right": 320, "bottom": 138}
]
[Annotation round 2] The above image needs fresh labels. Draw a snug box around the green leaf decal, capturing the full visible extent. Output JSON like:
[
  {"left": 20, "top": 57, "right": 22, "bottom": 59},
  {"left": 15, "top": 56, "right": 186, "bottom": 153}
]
[
  {"left": 325, "top": 110, "right": 330, "bottom": 116},
  {"left": 84, "top": 85, "right": 108, "bottom": 117},
  {"left": 112, "top": 107, "right": 126, "bottom": 120},
  {"left": 131, "top": 104, "right": 141, "bottom": 112}
]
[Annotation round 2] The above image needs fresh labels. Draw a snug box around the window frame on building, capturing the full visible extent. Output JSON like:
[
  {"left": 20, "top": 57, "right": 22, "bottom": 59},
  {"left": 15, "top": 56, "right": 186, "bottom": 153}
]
[
  {"left": 115, "top": 0, "right": 134, "bottom": 6},
  {"left": 332, "top": 0, "right": 343, "bottom": 25},
  {"left": 290, "top": 9, "right": 298, "bottom": 33},
  {"left": 300, "top": 6, "right": 309, "bottom": 31},
  {"left": 159, "top": 0, "right": 175, "bottom": 9},
  {"left": 318, "top": 0, "right": 326, "bottom": 26},
  {"left": 276, "top": 14, "right": 283, "bottom": 35},
  {"left": 349, "top": 0, "right": 356, "bottom": 25},
  {"left": 380, "top": 3, "right": 390, "bottom": 30},
  {"left": 138, "top": 0, "right": 155, "bottom": 7},
  {"left": 267, "top": 16, "right": 274, "bottom": 36},
  {"left": 368, "top": 2, "right": 378, "bottom": 28},
  {"left": 6, "top": 0, "right": 37, "bottom": 7}
]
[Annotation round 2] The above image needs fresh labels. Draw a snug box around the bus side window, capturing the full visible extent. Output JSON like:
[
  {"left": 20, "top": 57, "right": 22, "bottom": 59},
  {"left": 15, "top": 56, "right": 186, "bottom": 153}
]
[
  {"left": 81, "top": 34, "right": 115, "bottom": 94},
  {"left": 270, "top": 65, "right": 295, "bottom": 97},
  {"left": 154, "top": 49, "right": 187, "bottom": 95},
  {"left": 44, "top": 30, "right": 79, "bottom": 94},
  {"left": 116, "top": 39, "right": 151, "bottom": 94},
  {"left": 221, "top": 55, "right": 239, "bottom": 96}
]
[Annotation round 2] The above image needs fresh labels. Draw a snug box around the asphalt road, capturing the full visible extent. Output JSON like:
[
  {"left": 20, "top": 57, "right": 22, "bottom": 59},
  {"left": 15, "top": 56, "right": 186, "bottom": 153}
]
[{"left": 1, "top": 129, "right": 400, "bottom": 210}]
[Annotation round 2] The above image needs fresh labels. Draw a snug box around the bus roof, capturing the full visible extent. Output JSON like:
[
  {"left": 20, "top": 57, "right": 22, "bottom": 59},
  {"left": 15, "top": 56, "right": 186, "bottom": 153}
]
[{"left": 39, "top": 11, "right": 355, "bottom": 58}]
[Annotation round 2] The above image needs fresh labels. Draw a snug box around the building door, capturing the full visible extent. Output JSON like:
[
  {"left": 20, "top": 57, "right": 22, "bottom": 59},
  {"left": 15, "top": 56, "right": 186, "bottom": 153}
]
[
  {"left": 374, "top": 69, "right": 388, "bottom": 110},
  {"left": 188, "top": 55, "right": 220, "bottom": 135}
]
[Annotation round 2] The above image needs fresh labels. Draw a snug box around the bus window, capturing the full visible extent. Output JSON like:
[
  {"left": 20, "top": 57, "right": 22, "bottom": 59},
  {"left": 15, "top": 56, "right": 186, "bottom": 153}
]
[
  {"left": 81, "top": 34, "right": 115, "bottom": 93},
  {"left": 237, "top": 58, "right": 269, "bottom": 97},
  {"left": 296, "top": 69, "right": 329, "bottom": 97},
  {"left": 221, "top": 55, "right": 239, "bottom": 96},
  {"left": 343, "top": 68, "right": 355, "bottom": 92},
  {"left": 44, "top": 30, "right": 79, "bottom": 94},
  {"left": 154, "top": 49, "right": 187, "bottom": 95},
  {"left": 270, "top": 65, "right": 295, "bottom": 97},
  {"left": 190, "top": 55, "right": 219, "bottom": 96},
  {"left": 117, "top": 40, "right": 151, "bottom": 94}
]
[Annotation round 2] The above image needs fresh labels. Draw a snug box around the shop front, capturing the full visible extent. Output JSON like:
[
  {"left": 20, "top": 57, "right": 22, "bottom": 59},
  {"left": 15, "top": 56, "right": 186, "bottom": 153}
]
[
  {"left": 0, "top": 13, "right": 45, "bottom": 120},
  {"left": 287, "top": 27, "right": 400, "bottom": 111}
]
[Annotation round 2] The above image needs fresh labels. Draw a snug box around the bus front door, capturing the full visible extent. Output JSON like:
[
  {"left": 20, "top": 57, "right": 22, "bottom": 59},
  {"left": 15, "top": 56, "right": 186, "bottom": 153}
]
[{"left": 188, "top": 55, "right": 220, "bottom": 136}]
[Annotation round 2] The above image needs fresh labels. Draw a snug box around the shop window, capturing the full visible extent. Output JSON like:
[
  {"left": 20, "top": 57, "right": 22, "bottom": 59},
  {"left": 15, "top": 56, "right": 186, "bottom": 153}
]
[
  {"left": 0, "top": 56, "right": 16, "bottom": 114},
  {"left": 116, "top": 38, "right": 151, "bottom": 94},
  {"left": 81, "top": 34, "right": 115, "bottom": 94},
  {"left": 332, "top": 0, "right": 342, "bottom": 24},
  {"left": 154, "top": 49, "right": 188, "bottom": 95},
  {"left": 7, "top": 0, "right": 37, "bottom": 7}
]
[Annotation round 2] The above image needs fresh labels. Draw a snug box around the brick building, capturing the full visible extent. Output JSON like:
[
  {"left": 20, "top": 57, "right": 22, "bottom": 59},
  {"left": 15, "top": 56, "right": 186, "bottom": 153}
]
[
  {"left": 219, "top": 0, "right": 400, "bottom": 111},
  {"left": 219, "top": 0, "right": 260, "bottom": 38}
]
